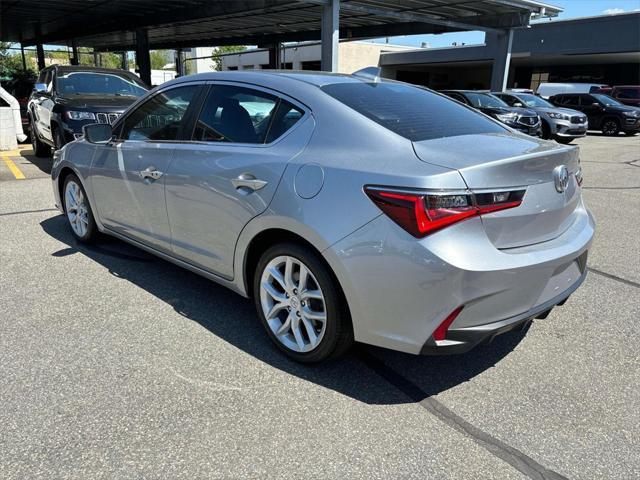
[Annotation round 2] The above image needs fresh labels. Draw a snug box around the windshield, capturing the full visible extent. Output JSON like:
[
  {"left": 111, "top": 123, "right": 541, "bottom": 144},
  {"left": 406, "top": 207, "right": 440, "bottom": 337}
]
[
  {"left": 592, "top": 93, "right": 623, "bottom": 106},
  {"left": 515, "top": 93, "right": 553, "bottom": 108},
  {"left": 56, "top": 71, "right": 148, "bottom": 97},
  {"left": 321, "top": 82, "right": 505, "bottom": 142},
  {"left": 464, "top": 92, "right": 509, "bottom": 108}
]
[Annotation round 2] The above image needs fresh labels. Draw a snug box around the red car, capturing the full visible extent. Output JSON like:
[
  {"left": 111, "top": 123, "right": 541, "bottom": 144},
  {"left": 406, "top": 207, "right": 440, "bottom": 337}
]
[{"left": 596, "top": 86, "right": 640, "bottom": 107}]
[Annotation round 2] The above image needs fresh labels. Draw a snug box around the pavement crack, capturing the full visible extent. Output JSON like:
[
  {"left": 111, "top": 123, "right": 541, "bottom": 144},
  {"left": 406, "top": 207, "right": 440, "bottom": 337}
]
[
  {"left": 588, "top": 267, "right": 640, "bottom": 289},
  {"left": 356, "top": 349, "right": 569, "bottom": 480},
  {"left": 0, "top": 208, "right": 59, "bottom": 217}
]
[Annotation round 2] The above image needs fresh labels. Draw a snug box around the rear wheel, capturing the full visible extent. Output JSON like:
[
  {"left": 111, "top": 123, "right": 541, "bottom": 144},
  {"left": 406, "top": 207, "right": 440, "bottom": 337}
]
[
  {"left": 254, "top": 243, "right": 353, "bottom": 363},
  {"left": 53, "top": 128, "right": 66, "bottom": 151},
  {"left": 601, "top": 118, "right": 620, "bottom": 136},
  {"left": 63, "top": 174, "right": 98, "bottom": 243},
  {"left": 30, "top": 118, "right": 51, "bottom": 157}
]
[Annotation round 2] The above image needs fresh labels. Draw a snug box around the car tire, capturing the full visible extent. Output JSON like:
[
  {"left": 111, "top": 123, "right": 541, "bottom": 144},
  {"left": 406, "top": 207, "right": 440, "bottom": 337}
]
[
  {"left": 53, "top": 128, "right": 66, "bottom": 151},
  {"left": 253, "top": 243, "right": 353, "bottom": 363},
  {"left": 62, "top": 174, "right": 98, "bottom": 243},
  {"left": 555, "top": 137, "right": 573, "bottom": 144},
  {"left": 601, "top": 118, "right": 620, "bottom": 136},
  {"left": 541, "top": 120, "right": 552, "bottom": 140},
  {"left": 30, "top": 118, "right": 51, "bottom": 157}
]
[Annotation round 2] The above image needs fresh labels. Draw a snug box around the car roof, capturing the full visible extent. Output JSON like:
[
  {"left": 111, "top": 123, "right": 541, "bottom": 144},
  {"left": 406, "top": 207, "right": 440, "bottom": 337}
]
[
  {"left": 52, "top": 65, "right": 138, "bottom": 76},
  {"left": 171, "top": 70, "right": 365, "bottom": 88}
]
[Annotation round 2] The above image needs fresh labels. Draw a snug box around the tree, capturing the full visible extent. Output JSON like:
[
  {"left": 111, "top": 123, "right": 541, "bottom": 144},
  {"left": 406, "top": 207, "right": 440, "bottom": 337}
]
[
  {"left": 150, "top": 50, "right": 171, "bottom": 70},
  {"left": 0, "top": 42, "right": 34, "bottom": 79},
  {"left": 212, "top": 46, "right": 246, "bottom": 71}
]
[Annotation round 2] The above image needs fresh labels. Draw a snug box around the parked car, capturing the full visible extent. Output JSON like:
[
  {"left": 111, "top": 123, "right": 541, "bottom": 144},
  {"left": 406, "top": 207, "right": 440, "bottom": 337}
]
[
  {"left": 536, "top": 82, "right": 609, "bottom": 99},
  {"left": 28, "top": 65, "right": 148, "bottom": 156},
  {"left": 493, "top": 91, "right": 587, "bottom": 144},
  {"left": 549, "top": 92, "right": 640, "bottom": 136},
  {"left": 440, "top": 90, "right": 541, "bottom": 136},
  {"left": 52, "top": 72, "right": 594, "bottom": 362},
  {"left": 595, "top": 85, "right": 640, "bottom": 107},
  {"left": 1, "top": 72, "right": 36, "bottom": 139}
]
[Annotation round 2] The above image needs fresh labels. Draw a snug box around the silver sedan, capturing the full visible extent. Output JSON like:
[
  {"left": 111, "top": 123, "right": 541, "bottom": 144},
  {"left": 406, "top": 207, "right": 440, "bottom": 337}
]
[{"left": 51, "top": 71, "right": 595, "bottom": 362}]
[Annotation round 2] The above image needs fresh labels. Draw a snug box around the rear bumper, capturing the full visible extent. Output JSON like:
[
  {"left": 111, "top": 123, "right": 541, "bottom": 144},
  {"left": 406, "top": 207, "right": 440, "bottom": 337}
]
[
  {"left": 325, "top": 201, "right": 595, "bottom": 355},
  {"left": 420, "top": 257, "right": 587, "bottom": 355}
]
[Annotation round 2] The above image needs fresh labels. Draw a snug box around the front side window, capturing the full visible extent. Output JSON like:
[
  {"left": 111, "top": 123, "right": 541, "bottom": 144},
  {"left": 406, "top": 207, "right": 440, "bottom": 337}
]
[
  {"left": 591, "top": 93, "right": 623, "bottom": 106},
  {"left": 120, "top": 85, "right": 199, "bottom": 141},
  {"left": 193, "top": 85, "right": 303, "bottom": 144},
  {"left": 322, "top": 82, "right": 506, "bottom": 142},
  {"left": 464, "top": 92, "right": 509, "bottom": 108},
  {"left": 559, "top": 96, "right": 579, "bottom": 107}
]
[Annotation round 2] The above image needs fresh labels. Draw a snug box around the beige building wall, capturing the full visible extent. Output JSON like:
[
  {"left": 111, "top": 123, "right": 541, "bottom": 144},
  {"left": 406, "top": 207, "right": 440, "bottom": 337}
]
[{"left": 338, "top": 43, "right": 406, "bottom": 73}]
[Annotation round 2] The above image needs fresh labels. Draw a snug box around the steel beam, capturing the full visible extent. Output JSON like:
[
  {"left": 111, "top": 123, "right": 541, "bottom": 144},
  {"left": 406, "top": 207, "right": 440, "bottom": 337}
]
[
  {"left": 321, "top": 0, "right": 339, "bottom": 72},
  {"left": 70, "top": 40, "right": 79, "bottom": 65},
  {"left": 36, "top": 44, "right": 45, "bottom": 70}
]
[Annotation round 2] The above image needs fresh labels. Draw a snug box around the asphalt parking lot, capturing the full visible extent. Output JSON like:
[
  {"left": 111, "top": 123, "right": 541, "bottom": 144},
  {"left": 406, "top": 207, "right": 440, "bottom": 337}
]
[{"left": 1, "top": 134, "right": 638, "bottom": 479}]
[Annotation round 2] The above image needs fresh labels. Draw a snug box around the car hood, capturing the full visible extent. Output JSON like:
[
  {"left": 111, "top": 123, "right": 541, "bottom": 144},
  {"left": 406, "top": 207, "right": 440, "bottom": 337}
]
[
  {"left": 534, "top": 106, "right": 583, "bottom": 116},
  {"left": 605, "top": 104, "right": 640, "bottom": 114},
  {"left": 477, "top": 106, "right": 536, "bottom": 116},
  {"left": 57, "top": 94, "right": 140, "bottom": 109}
]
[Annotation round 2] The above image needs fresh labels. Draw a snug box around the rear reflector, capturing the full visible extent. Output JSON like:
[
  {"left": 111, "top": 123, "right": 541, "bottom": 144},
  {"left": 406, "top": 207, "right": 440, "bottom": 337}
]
[
  {"left": 365, "top": 187, "right": 525, "bottom": 238},
  {"left": 433, "top": 306, "right": 464, "bottom": 341}
]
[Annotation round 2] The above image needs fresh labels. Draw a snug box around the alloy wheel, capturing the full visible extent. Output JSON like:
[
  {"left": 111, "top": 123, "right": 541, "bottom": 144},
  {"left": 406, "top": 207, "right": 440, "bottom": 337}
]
[
  {"left": 259, "top": 255, "right": 327, "bottom": 353},
  {"left": 602, "top": 120, "right": 619, "bottom": 136},
  {"left": 65, "top": 180, "right": 89, "bottom": 238}
]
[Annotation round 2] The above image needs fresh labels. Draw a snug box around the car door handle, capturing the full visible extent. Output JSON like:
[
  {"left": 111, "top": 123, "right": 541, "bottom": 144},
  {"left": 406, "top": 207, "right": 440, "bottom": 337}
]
[
  {"left": 138, "top": 166, "right": 163, "bottom": 181},
  {"left": 231, "top": 173, "right": 268, "bottom": 192}
]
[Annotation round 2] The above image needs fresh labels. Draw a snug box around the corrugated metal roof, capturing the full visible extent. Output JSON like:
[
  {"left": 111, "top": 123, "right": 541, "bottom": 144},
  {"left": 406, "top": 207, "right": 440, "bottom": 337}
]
[{"left": 1, "top": 0, "right": 562, "bottom": 50}]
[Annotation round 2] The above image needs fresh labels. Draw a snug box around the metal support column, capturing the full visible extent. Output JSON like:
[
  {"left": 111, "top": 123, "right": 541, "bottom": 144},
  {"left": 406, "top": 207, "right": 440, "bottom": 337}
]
[
  {"left": 36, "top": 44, "right": 45, "bottom": 70},
  {"left": 20, "top": 44, "right": 27, "bottom": 71},
  {"left": 70, "top": 40, "right": 79, "bottom": 65},
  {"left": 321, "top": 0, "right": 339, "bottom": 72},
  {"left": 121, "top": 52, "right": 128, "bottom": 70},
  {"left": 489, "top": 28, "right": 514, "bottom": 92},
  {"left": 93, "top": 51, "right": 100, "bottom": 67},
  {"left": 175, "top": 48, "right": 184, "bottom": 76},
  {"left": 135, "top": 29, "right": 152, "bottom": 86}
]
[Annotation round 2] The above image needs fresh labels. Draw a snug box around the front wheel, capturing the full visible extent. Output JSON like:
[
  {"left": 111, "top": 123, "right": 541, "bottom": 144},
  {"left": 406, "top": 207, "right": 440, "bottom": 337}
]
[
  {"left": 63, "top": 174, "right": 98, "bottom": 243},
  {"left": 601, "top": 118, "right": 620, "bottom": 136},
  {"left": 30, "top": 119, "right": 51, "bottom": 157},
  {"left": 254, "top": 243, "right": 353, "bottom": 363},
  {"left": 555, "top": 137, "right": 574, "bottom": 144}
]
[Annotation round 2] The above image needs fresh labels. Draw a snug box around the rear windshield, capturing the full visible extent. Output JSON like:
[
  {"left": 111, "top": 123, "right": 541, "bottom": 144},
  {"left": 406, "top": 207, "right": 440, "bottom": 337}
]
[{"left": 321, "top": 82, "right": 505, "bottom": 141}]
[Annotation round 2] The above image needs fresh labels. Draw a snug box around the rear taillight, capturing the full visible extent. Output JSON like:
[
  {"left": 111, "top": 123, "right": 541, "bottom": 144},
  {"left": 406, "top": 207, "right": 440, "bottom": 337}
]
[
  {"left": 365, "top": 186, "right": 525, "bottom": 238},
  {"left": 433, "top": 306, "right": 464, "bottom": 341}
]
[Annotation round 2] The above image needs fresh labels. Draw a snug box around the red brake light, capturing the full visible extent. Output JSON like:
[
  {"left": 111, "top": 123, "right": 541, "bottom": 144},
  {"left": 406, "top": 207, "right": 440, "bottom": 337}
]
[{"left": 365, "top": 187, "right": 524, "bottom": 238}]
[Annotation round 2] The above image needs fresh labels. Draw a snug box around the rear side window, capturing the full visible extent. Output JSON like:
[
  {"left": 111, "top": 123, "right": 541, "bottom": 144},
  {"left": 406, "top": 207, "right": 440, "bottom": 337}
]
[
  {"left": 321, "top": 82, "right": 506, "bottom": 141},
  {"left": 616, "top": 88, "right": 639, "bottom": 100}
]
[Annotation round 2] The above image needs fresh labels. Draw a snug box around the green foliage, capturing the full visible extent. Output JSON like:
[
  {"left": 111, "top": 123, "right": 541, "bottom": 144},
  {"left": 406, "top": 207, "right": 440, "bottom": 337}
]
[
  {"left": 150, "top": 50, "right": 171, "bottom": 70},
  {"left": 0, "top": 42, "right": 35, "bottom": 79},
  {"left": 212, "top": 46, "right": 246, "bottom": 71}
]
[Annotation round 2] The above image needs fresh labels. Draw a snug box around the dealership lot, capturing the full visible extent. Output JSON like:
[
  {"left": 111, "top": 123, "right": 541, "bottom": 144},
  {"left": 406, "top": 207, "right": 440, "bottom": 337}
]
[{"left": 1, "top": 135, "right": 638, "bottom": 479}]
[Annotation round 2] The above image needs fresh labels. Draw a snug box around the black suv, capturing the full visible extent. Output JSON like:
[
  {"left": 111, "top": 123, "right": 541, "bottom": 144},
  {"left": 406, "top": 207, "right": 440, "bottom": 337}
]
[
  {"left": 549, "top": 93, "right": 640, "bottom": 136},
  {"left": 28, "top": 65, "right": 148, "bottom": 156},
  {"left": 440, "top": 90, "right": 541, "bottom": 136}
]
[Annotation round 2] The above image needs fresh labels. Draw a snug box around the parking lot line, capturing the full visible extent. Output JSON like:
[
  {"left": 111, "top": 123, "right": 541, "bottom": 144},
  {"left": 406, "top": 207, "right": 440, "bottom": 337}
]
[{"left": 1, "top": 154, "right": 26, "bottom": 180}]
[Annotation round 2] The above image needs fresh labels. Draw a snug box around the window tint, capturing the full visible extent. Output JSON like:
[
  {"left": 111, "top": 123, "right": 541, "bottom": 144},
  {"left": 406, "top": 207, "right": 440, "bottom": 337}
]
[
  {"left": 497, "top": 94, "right": 517, "bottom": 106},
  {"left": 321, "top": 82, "right": 506, "bottom": 142},
  {"left": 120, "top": 85, "right": 199, "bottom": 141},
  {"left": 559, "top": 95, "right": 579, "bottom": 107},
  {"left": 265, "top": 101, "right": 304, "bottom": 143},
  {"left": 617, "top": 88, "right": 640, "bottom": 100},
  {"left": 193, "top": 85, "right": 279, "bottom": 143}
]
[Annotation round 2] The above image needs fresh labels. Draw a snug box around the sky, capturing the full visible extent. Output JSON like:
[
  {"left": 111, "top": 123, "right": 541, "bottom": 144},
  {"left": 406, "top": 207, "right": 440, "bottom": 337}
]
[{"left": 366, "top": 0, "right": 640, "bottom": 48}]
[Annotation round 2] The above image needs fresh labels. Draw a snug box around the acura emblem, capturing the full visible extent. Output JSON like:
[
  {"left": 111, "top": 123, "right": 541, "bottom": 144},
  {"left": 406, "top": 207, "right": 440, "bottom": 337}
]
[{"left": 553, "top": 165, "right": 570, "bottom": 193}]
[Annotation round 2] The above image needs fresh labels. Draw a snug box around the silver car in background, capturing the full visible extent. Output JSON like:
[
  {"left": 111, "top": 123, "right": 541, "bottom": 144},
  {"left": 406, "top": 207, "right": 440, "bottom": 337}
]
[
  {"left": 493, "top": 91, "right": 588, "bottom": 144},
  {"left": 51, "top": 71, "right": 594, "bottom": 362}
]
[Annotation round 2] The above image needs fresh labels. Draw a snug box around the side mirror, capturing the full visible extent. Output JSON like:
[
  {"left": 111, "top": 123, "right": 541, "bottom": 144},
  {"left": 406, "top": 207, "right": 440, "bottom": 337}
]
[
  {"left": 34, "top": 83, "right": 47, "bottom": 93},
  {"left": 83, "top": 123, "right": 113, "bottom": 144},
  {"left": 513, "top": 102, "right": 524, "bottom": 107},
  {"left": 592, "top": 102, "right": 600, "bottom": 106}
]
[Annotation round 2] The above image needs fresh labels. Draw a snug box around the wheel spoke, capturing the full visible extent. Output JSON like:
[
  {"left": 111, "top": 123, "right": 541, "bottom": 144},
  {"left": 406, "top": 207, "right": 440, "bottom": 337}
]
[
  {"left": 262, "top": 281, "right": 287, "bottom": 303},
  {"left": 266, "top": 301, "right": 288, "bottom": 320},
  {"left": 291, "top": 317, "right": 305, "bottom": 349},
  {"left": 301, "top": 317, "right": 318, "bottom": 346},
  {"left": 301, "top": 289, "right": 323, "bottom": 301},
  {"left": 303, "top": 308, "right": 326, "bottom": 323},
  {"left": 298, "top": 264, "right": 309, "bottom": 291},
  {"left": 276, "top": 313, "right": 292, "bottom": 336},
  {"left": 267, "top": 266, "right": 287, "bottom": 291},
  {"left": 284, "top": 257, "right": 294, "bottom": 290}
]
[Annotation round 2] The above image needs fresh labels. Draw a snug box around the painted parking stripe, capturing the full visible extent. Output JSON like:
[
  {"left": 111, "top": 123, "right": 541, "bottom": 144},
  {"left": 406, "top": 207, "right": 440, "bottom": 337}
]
[{"left": 1, "top": 154, "right": 26, "bottom": 180}]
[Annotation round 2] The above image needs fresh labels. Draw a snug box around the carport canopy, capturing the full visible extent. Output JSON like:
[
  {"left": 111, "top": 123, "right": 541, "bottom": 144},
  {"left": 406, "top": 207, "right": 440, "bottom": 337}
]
[{"left": 1, "top": 0, "right": 561, "bottom": 87}]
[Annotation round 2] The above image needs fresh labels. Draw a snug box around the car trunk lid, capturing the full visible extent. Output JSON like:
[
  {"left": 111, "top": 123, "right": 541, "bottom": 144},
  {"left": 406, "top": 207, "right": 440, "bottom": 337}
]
[{"left": 413, "top": 132, "right": 581, "bottom": 248}]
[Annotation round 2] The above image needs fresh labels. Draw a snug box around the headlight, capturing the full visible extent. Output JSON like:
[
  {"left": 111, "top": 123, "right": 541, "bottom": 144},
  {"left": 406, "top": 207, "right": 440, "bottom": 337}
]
[
  {"left": 623, "top": 110, "right": 640, "bottom": 117},
  {"left": 548, "top": 112, "right": 570, "bottom": 120},
  {"left": 66, "top": 111, "right": 96, "bottom": 120},
  {"left": 496, "top": 113, "right": 518, "bottom": 124}
]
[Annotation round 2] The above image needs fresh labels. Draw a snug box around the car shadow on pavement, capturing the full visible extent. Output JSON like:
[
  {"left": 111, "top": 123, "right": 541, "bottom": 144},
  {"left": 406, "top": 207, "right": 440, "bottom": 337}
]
[
  {"left": 17, "top": 147, "right": 53, "bottom": 175},
  {"left": 40, "top": 215, "right": 527, "bottom": 405}
]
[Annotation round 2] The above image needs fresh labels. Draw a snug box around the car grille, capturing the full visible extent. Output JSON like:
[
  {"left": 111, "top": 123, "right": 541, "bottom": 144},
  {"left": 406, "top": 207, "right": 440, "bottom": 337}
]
[
  {"left": 517, "top": 115, "right": 539, "bottom": 127},
  {"left": 96, "top": 113, "right": 120, "bottom": 125},
  {"left": 571, "top": 115, "right": 586, "bottom": 124}
]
